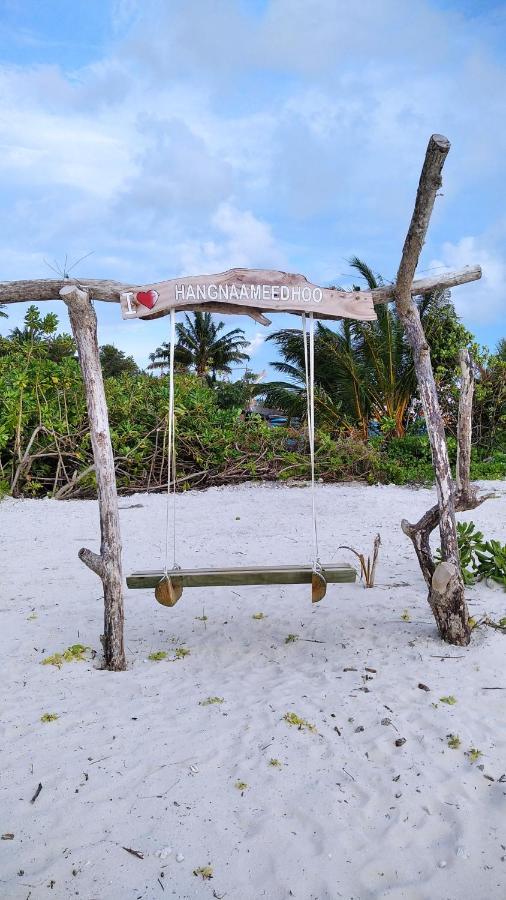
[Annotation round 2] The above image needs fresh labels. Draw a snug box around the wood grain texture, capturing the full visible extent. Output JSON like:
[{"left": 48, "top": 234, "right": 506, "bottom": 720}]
[
  {"left": 393, "top": 134, "right": 470, "bottom": 645},
  {"left": 60, "top": 285, "right": 126, "bottom": 671},
  {"left": 127, "top": 564, "right": 356, "bottom": 589},
  {"left": 118, "top": 268, "right": 376, "bottom": 322},
  {"left": 0, "top": 266, "right": 481, "bottom": 322}
]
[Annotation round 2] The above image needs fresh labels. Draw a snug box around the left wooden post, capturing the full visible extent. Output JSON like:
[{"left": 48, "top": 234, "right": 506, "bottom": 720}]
[{"left": 60, "top": 285, "right": 126, "bottom": 671}]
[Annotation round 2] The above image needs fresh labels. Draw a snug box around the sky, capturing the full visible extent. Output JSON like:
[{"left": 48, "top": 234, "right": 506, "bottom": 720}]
[{"left": 1, "top": 0, "right": 505, "bottom": 377}]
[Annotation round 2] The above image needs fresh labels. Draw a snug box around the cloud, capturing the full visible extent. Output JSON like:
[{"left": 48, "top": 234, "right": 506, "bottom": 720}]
[
  {"left": 1, "top": 0, "right": 506, "bottom": 356},
  {"left": 430, "top": 236, "right": 506, "bottom": 325}
]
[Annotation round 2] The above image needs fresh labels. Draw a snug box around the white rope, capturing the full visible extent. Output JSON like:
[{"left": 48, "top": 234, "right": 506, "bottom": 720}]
[
  {"left": 164, "top": 308, "right": 177, "bottom": 573},
  {"left": 302, "top": 312, "right": 319, "bottom": 568}
]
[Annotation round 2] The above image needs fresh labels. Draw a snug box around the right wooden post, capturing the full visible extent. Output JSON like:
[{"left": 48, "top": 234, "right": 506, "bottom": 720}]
[{"left": 394, "top": 134, "right": 470, "bottom": 646}]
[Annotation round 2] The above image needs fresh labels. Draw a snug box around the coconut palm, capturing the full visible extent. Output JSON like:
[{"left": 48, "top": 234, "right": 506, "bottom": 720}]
[
  {"left": 261, "top": 257, "right": 454, "bottom": 436},
  {"left": 148, "top": 311, "right": 250, "bottom": 378}
]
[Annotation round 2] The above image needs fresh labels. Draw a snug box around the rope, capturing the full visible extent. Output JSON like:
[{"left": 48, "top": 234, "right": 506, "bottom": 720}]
[
  {"left": 302, "top": 312, "right": 319, "bottom": 568},
  {"left": 164, "top": 308, "right": 177, "bottom": 573}
]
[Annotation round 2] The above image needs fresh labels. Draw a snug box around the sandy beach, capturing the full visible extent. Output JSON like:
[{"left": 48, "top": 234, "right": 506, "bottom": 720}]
[{"left": 1, "top": 481, "right": 506, "bottom": 900}]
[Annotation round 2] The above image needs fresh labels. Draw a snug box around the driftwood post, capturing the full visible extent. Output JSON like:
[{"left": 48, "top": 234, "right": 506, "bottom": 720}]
[
  {"left": 395, "top": 135, "right": 472, "bottom": 645},
  {"left": 60, "top": 285, "right": 126, "bottom": 671}
]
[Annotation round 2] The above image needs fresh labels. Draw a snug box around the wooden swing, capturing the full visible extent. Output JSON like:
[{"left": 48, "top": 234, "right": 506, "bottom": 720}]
[{"left": 124, "top": 272, "right": 378, "bottom": 605}]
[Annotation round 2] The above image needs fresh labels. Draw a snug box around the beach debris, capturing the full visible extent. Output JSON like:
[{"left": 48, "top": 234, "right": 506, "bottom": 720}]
[
  {"left": 381, "top": 718, "right": 392, "bottom": 726},
  {"left": 456, "top": 846, "right": 470, "bottom": 859},
  {"left": 343, "top": 667, "right": 357, "bottom": 672},
  {"left": 440, "top": 695, "right": 457, "bottom": 705},
  {"left": 176, "top": 853, "right": 185, "bottom": 863},
  {"left": 41, "top": 644, "right": 90, "bottom": 668},
  {"left": 193, "top": 866, "right": 213, "bottom": 880},
  {"left": 40, "top": 713, "right": 59, "bottom": 723},
  {"left": 189, "top": 764, "right": 199, "bottom": 775},
  {"left": 338, "top": 533, "right": 381, "bottom": 587},
  {"left": 365, "top": 667, "right": 377, "bottom": 673},
  {"left": 30, "top": 783, "right": 43, "bottom": 804},
  {"left": 199, "top": 697, "right": 224, "bottom": 706},
  {"left": 394, "top": 738, "right": 406, "bottom": 747},
  {"left": 252, "top": 612, "right": 266, "bottom": 620},
  {"left": 354, "top": 726, "right": 365, "bottom": 733},
  {"left": 1, "top": 833, "right": 14, "bottom": 840},
  {"left": 123, "top": 846, "right": 144, "bottom": 859},
  {"left": 447, "top": 734, "right": 461, "bottom": 749},
  {"left": 155, "top": 847, "right": 172, "bottom": 860},
  {"left": 148, "top": 651, "right": 167, "bottom": 661},
  {"left": 283, "top": 712, "right": 316, "bottom": 733},
  {"left": 213, "top": 892, "right": 226, "bottom": 899},
  {"left": 465, "top": 748, "right": 482, "bottom": 763},
  {"left": 438, "top": 860, "right": 447, "bottom": 869},
  {"left": 418, "top": 683, "right": 430, "bottom": 691}
]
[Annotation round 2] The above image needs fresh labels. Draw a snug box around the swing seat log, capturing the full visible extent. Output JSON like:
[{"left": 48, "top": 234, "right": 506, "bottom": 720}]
[{"left": 126, "top": 563, "right": 356, "bottom": 590}]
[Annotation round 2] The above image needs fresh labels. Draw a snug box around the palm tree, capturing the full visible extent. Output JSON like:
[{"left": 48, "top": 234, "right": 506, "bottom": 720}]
[
  {"left": 261, "top": 257, "right": 455, "bottom": 437},
  {"left": 149, "top": 311, "right": 250, "bottom": 378}
]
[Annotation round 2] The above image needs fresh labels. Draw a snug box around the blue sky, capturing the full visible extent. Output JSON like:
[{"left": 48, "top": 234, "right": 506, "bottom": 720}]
[{"left": 1, "top": 0, "right": 505, "bottom": 378}]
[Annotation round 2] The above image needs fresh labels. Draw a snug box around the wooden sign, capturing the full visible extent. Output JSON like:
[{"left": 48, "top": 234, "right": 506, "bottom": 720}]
[{"left": 120, "top": 268, "right": 376, "bottom": 324}]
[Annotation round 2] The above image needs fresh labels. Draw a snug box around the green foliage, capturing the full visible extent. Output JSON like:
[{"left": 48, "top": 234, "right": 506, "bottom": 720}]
[
  {"left": 0, "top": 306, "right": 504, "bottom": 499},
  {"left": 149, "top": 311, "right": 249, "bottom": 377},
  {"left": 199, "top": 696, "right": 224, "bottom": 705},
  {"left": 436, "top": 521, "right": 485, "bottom": 585},
  {"left": 440, "top": 695, "right": 457, "bottom": 705},
  {"left": 174, "top": 647, "right": 190, "bottom": 659},
  {"left": 285, "top": 633, "right": 299, "bottom": 643},
  {"left": 99, "top": 344, "right": 139, "bottom": 378},
  {"left": 41, "top": 644, "right": 90, "bottom": 667},
  {"left": 466, "top": 748, "right": 482, "bottom": 762},
  {"left": 283, "top": 712, "right": 316, "bottom": 732},
  {"left": 475, "top": 539, "right": 506, "bottom": 588},
  {"left": 269, "top": 758, "right": 282, "bottom": 768},
  {"left": 40, "top": 712, "right": 59, "bottom": 722},
  {"left": 447, "top": 734, "right": 461, "bottom": 749},
  {"left": 234, "top": 780, "right": 248, "bottom": 791},
  {"left": 148, "top": 651, "right": 167, "bottom": 661},
  {"left": 252, "top": 612, "right": 266, "bottom": 620}
]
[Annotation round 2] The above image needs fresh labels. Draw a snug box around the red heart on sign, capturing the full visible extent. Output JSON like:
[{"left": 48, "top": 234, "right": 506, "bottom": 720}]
[{"left": 136, "top": 289, "right": 159, "bottom": 310}]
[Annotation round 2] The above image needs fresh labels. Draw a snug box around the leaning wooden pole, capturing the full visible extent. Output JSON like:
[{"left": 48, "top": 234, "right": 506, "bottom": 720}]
[
  {"left": 60, "top": 285, "right": 126, "bottom": 671},
  {"left": 395, "top": 134, "right": 470, "bottom": 646}
]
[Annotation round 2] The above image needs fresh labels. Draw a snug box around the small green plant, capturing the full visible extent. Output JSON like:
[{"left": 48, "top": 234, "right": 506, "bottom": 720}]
[
  {"left": 475, "top": 539, "right": 506, "bottom": 589},
  {"left": 466, "top": 748, "right": 482, "bottom": 763},
  {"left": 436, "top": 521, "right": 485, "bottom": 585},
  {"left": 269, "top": 758, "right": 282, "bottom": 768},
  {"left": 41, "top": 644, "right": 90, "bottom": 668},
  {"left": 195, "top": 614, "right": 208, "bottom": 622},
  {"left": 401, "top": 610, "right": 410, "bottom": 622},
  {"left": 235, "top": 780, "right": 248, "bottom": 791},
  {"left": 283, "top": 712, "right": 316, "bottom": 733},
  {"left": 148, "top": 651, "right": 167, "bottom": 661},
  {"left": 199, "top": 696, "right": 224, "bottom": 706},
  {"left": 252, "top": 612, "right": 266, "bottom": 620},
  {"left": 40, "top": 713, "right": 59, "bottom": 723},
  {"left": 440, "top": 696, "right": 457, "bottom": 705},
  {"left": 447, "top": 734, "right": 461, "bottom": 749},
  {"left": 193, "top": 866, "right": 213, "bottom": 880},
  {"left": 174, "top": 647, "right": 190, "bottom": 659},
  {"left": 285, "top": 634, "right": 299, "bottom": 644}
]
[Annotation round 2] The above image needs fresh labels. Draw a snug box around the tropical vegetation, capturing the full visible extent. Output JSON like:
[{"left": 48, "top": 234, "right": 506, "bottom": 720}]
[{"left": 0, "top": 261, "right": 504, "bottom": 500}]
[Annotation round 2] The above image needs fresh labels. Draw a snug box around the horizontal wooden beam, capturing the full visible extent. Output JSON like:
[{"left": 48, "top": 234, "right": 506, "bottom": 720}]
[
  {"left": 0, "top": 265, "right": 481, "bottom": 319},
  {"left": 127, "top": 563, "right": 357, "bottom": 590},
  {"left": 370, "top": 265, "right": 481, "bottom": 305}
]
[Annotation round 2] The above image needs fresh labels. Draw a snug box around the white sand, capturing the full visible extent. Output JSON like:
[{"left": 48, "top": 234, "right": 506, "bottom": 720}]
[{"left": 1, "top": 481, "right": 506, "bottom": 900}]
